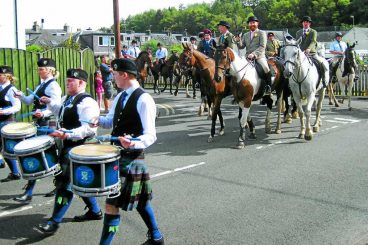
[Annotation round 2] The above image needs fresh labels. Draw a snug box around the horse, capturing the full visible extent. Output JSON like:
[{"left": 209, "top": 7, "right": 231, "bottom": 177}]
[
  {"left": 172, "top": 63, "right": 198, "bottom": 99},
  {"left": 180, "top": 42, "right": 232, "bottom": 142},
  {"left": 328, "top": 43, "right": 358, "bottom": 110},
  {"left": 282, "top": 38, "right": 329, "bottom": 140},
  {"left": 135, "top": 51, "right": 153, "bottom": 88},
  {"left": 151, "top": 53, "right": 179, "bottom": 94},
  {"left": 213, "top": 46, "right": 288, "bottom": 148}
]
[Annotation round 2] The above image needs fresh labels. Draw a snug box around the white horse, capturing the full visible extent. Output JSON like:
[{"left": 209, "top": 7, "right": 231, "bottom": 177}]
[
  {"left": 282, "top": 38, "right": 329, "bottom": 140},
  {"left": 328, "top": 43, "right": 358, "bottom": 110}
]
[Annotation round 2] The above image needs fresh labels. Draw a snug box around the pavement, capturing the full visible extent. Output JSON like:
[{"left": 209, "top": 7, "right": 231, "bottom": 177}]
[{"left": 0, "top": 90, "right": 368, "bottom": 245}]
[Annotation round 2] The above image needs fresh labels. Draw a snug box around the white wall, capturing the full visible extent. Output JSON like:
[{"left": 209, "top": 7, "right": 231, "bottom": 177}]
[{"left": 0, "top": 0, "right": 25, "bottom": 50}]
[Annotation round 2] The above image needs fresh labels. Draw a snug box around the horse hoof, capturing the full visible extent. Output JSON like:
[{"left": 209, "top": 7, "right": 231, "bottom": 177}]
[
  {"left": 304, "top": 134, "right": 313, "bottom": 141},
  {"left": 292, "top": 112, "right": 299, "bottom": 119},
  {"left": 335, "top": 103, "right": 340, "bottom": 107},
  {"left": 265, "top": 127, "right": 272, "bottom": 134},
  {"left": 235, "top": 142, "right": 245, "bottom": 149},
  {"left": 193, "top": 95, "right": 196, "bottom": 99},
  {"left": 170, "top": 92, "right": 173, "bottom": 95},
  {"left": 218, "top": 129, "right": 225, "bottom": 136},
  {"left": 247, "top": 133, "right": 257, "bottom": 140},
  {"left": 329, "top": 102, "right": 333, "bottom": 105},
  {"left": 275, "top": 129, "right": 282, "bottom": 134},
  {"left": 207, "top": 136, "right": 214, "bottom": 143},
  {"left": 186, "top": 94, "right": 191, "bottom": 98},
  {"left": 313, "top": 126, "right": 319, "bottom": 133},
  {"left": 174, "top": 92, "right": 178, "bottom": 96},
  {"left": 204, "top": 108, "right": 209, "bottom": 112},
  {"left": 348, "top": 107, "right": 352, "bottom": 111},
  {"left": 286, "top": 118, "right": 292, "bottom": 124},
  {"left": 298, "top": 134, "right": 304, "bottom": 139}
]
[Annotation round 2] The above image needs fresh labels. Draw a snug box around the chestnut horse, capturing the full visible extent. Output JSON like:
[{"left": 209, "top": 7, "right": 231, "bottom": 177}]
[
  {"left": 180, "top": 42, "right": 237, "bottom": 142},
  {"left": 213, "top": 46, "right": 288, "bottom": 148},
  {"left": 135, "top": 51, "right": 153, "bottom": 88}
]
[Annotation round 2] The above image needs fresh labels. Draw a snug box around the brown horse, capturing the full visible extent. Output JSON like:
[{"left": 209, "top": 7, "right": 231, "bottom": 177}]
[
  {"left": 213, "top": 46, "right": 289, "bottom": 148},
  {"left": 151, "top": 53, "right": 179, "bottom": 94},
  {"left": 135, "top": 51, "right": 153, "bottom": 88},
  {"left": 180, "top": 42, "right": 235, "bottom": 142}
]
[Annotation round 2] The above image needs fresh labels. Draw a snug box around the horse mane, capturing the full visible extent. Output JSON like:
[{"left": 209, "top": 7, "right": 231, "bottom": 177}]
[{"left": 137, "top": 50, "right": 150, "bottom": 58}]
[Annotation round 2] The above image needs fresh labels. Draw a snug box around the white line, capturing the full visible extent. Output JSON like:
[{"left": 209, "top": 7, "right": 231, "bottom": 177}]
[
  {"left": 256, "top": 146, "right": 264, "bottom": 150},
  {"left": 325, "top": 120, "right": 349, "bottom": 124},
  {"left": 162, "top": 104, "right": 175, "bottom": 115},
  {"left": 333, "top": 117, "right": 360, "bottom": 123},
  {"left": 156, "top": 104, "right": 170, "bottom": 116},
  {"left": 188, "top": 132, "right": 209, "bottom": 137},
  {"left": 151, "top": 162, "right": 206, "bottom": 179},
  {"left": 331, "top": 125, "right": 339, "bottom": 129},
  {"left": 0, "top": 205, "right": 33, "bottom": 218}
]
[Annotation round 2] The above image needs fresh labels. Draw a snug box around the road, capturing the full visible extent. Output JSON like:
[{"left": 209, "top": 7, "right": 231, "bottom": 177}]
[{"left": 0, "top": 91, "right": 367, "bottom": 245}]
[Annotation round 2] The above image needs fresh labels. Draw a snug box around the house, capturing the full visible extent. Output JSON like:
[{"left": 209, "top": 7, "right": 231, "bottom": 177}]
[{"left": 26, "top": 21, "right": 73, "bottom": 47}]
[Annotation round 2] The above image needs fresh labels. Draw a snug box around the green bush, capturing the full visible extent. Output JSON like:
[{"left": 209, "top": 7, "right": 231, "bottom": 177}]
[{"left": 26, "top": 44, "right": 45, "bottom": 52}]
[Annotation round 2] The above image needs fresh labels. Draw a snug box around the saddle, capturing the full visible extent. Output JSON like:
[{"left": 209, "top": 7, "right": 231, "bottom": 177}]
[{"left": 252, "top": 62, "right": 276, "bottom": 102}]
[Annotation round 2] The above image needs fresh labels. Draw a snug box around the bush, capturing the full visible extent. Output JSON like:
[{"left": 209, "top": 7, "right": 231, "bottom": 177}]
[{"left": 26, "top": 44, "right": 45, "bottom": 52}]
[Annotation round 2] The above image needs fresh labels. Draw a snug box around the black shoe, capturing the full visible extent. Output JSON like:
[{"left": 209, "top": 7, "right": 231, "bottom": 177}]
[
  {"left": 1, "top": 173, "right": 21, "bottom": 182},
  {"left": 38, "top": 221, "right": 59, "bottom": 235},
  {"left": 142, "top": 231, "right": 164, "bottom": 245},
  {"left": 13, "top": 194, "right": 32, "bottom": 203},
  {"left": 44, "top": 188, "right": 56, "bottom": 197},
  {"left": 73, "top": 210, "right": 103, "bottom": 222}
]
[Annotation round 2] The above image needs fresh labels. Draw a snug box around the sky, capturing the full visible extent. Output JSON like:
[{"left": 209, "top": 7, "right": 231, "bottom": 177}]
[{"left": 18, "top": 0, "right": 213, "bottom": 31}]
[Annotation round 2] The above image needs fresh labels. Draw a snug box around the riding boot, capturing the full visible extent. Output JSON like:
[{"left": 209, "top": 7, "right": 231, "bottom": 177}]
[
  {"left": 264, "top": 72, "right": 272, "bottom": 95},
  {"left": 320, "top": 66, "right": 327, "bottom": 88}
]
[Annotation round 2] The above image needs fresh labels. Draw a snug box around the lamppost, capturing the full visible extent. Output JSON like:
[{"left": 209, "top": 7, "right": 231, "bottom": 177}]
[{"left": 350, "top": 15, "right": 355, "bottom": 42}]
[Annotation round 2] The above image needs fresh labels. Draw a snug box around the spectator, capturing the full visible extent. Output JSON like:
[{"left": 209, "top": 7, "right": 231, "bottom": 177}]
[
  {"left": 94, "top": 71, "right": 104, "bottom": 109},
  {"left": 99, "top": 55, "right": 113, "bottom": 113}
]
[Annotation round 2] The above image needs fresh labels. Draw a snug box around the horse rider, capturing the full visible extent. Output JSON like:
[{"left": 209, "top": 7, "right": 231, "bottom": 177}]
[
  {"left": 296, "top": 16, "right": 328, "bottom": 87},
  {"left": 266, "top": 32, "right": 281, "bottom": 58},
  {"left": 197, "top": 29, "right": 217, "bottom": 58},
  {"left": 122, "top": 45, "right": 129, "bottom": 58},
  {"left": 155, "top": 42, "right": 168, "bottom": 74},
  {"left": 235, "top": 16, "right": 272, "bottom": 95},
  {"left": 190, "top": 36, "right": 198, "bottom": 49},
  {"left": 127, "top": 40, "right": 141, "bottom": 59},
  {"left": 217, "top": 20, "right": 236, "bottom": 49},
  {"left": 198, "top": 31, "right": 205, "bottom": 42}
]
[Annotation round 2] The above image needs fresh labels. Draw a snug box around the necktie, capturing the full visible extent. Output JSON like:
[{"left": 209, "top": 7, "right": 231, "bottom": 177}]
[
  {"left": 303, "top": 30, "right": 307, "bottom": 38},
  {"left": 338, "top": 42, "right": 343, "bottom": 52},
  {"left": 120, "top": 91, "right": 128, "bottom": 107},
  {"left": 64, "top": 96, "right": 73, "bottom": 107},
  {"left": 221, "top": 35, "right": 224, "bottom": 43},
  {"left": 0, "top": 86, "right": 3, "bottom": 92},
  {"left": 134, "top": 47, "right": 137, "bottom": 57}
]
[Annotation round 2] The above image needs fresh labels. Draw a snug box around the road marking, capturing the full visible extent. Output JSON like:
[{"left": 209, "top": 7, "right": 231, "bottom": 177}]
[
  {"left": 151, "top": 162, "right": 206, "bottom": 178},
  {"left": 156, "top": 104, "right": 175, "bottom": 116},
  {"left": 325, "top": 120, "right": 350, "bottom": 124},
  {"left": 0, "top": 162, "right": 206, "bottom": 217},
  {"left": 188, "top": 132, "right": 209, "bottom": 137},
  {"left": 333, "top": 117, "right": 360, "bottom": 123}
]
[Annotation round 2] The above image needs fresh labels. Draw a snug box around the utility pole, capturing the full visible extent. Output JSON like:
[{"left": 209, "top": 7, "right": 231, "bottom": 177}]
[{"left": 113, "top": 0, "right": 121, "bottom": 59}]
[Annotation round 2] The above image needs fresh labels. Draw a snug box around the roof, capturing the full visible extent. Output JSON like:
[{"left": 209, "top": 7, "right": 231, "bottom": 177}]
[
  {"left": 26, "top": 29, "right": 73, "bottom": 47},
  {"left": 343, "top": 27, "right": 368, "bottom": 50}
]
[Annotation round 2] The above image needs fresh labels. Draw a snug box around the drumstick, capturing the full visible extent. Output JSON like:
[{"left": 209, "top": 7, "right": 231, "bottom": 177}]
[
  {"left": 0, "top": 106, "right": 12, "bottom": 110},
  {"left": 79, "top": 119, "right": 97, "bottom": 125},
  {"left": 95, "top": 135, "right": 141, "bottom": 142},
  {"left": 37, "top": 128, "right": 73, "bottom": 134},
  {"left": 16, "top": 108, "right": 47, "bottom": 120},
  {"left": 27, "top": 88, "right": 41, "bottom": 100}
]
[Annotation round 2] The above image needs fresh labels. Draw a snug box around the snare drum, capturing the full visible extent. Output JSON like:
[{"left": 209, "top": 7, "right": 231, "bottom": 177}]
[
  {"left": 1, "top": 122, "right": 37, "bottom": 159},
  {"left": 14, "top": 135, "right": 60, "bottom": 180},
  {"left": 69, "top": 144, "right": 121, "bottom": 197}
]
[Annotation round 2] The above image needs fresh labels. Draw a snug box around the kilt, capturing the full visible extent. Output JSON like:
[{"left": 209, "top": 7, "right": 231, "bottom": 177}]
[{"left": 106, "top": 152, "right": 152, "bottom": 211}]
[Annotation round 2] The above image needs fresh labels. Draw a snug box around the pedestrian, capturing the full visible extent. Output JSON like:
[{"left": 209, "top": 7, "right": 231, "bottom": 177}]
[
  {"left": 0, "top": 66, "right": 21, "bottom": 181},
  {"left": 95, "top": 70, "right": 104, "bottom": 109},
  {"left": 38, "top": 68, "right": 102, "bottom": 234},
  {"left": 100, "top": 55, "right": 113, "bottom": 113},
  {"left": 91, "top": 58, "right": 164, "bottom": 245}
]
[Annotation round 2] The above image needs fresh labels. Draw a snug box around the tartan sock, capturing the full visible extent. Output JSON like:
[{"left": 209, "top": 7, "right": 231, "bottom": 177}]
[
  {"left": 25, "top": 180, "right": 36, "bottom": 196},
  {"left": 51, "top": 189, "right": 73, "bottom": 223},
  {"left": 137, "top": 203, "right": 162, "bottom": 240},
  {"left": 82, "top": 197, "right": 101, "bottom": 213},
  {"left": 99, "top": 214, "right": 120, "bottom": 245},
  {"left": 5, "top": 158, "right": 20, "bottom": 175}
]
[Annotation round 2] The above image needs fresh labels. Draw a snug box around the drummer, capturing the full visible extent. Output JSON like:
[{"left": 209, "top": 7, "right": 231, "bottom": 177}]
[
  {"left": 13, "top": 58, "right": 61, "bottom": 202},
  {"left": 91, "top": 58, "right": 164, "bottom": 245},
  {"left": 0, "top": 66, "right": 22, "bottom": 182},
  {"left": 37, "top": 68, "right": 102, "bottom": 234}
]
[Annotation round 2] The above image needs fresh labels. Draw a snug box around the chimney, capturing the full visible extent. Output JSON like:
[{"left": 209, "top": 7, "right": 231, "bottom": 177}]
[
  {"left": 41, "top": 19, "right": 44, "bottom": 29},
  {"left": 64, "top": 23, "right": 70, "bottom": 32},
  {"left": 32, "top": 21, "right": 40, "bottom": 32}
]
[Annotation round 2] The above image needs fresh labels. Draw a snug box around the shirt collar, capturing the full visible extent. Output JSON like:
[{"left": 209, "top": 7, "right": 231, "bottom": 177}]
[
  {"left": 41, "top": 76, "right": 54, "bottom": 83},
  {"left": 0, "top": 81, "right": 10, "bottom": 89},
  {"left": 124, "top": 80, "right": 140, "bottom": 96}
]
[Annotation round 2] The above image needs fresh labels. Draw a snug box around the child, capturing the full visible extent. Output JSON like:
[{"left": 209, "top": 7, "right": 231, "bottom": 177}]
[{"left": 94, "top": 71, "right": 104, "bottom": 109}]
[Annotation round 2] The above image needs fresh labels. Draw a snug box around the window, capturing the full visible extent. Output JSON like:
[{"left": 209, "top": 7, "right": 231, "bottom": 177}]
[
  {"left": 126, "top": 36, "right": 131, "bottom": 41},
  {"left": 145, "top": 36, "right": 149, "bottom": 42},
  {"left": 98, "top": 36, "right": 115, "bottom": 46}
]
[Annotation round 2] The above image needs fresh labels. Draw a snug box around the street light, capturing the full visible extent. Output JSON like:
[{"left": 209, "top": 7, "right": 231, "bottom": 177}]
[{"left": 350, "top": 15, "right": 355, "bottom": 42}]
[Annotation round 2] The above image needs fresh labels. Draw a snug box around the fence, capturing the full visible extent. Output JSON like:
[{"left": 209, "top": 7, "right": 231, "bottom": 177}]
[{"left": 0, "top": 48, "right": 96, "bottom": 121}]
